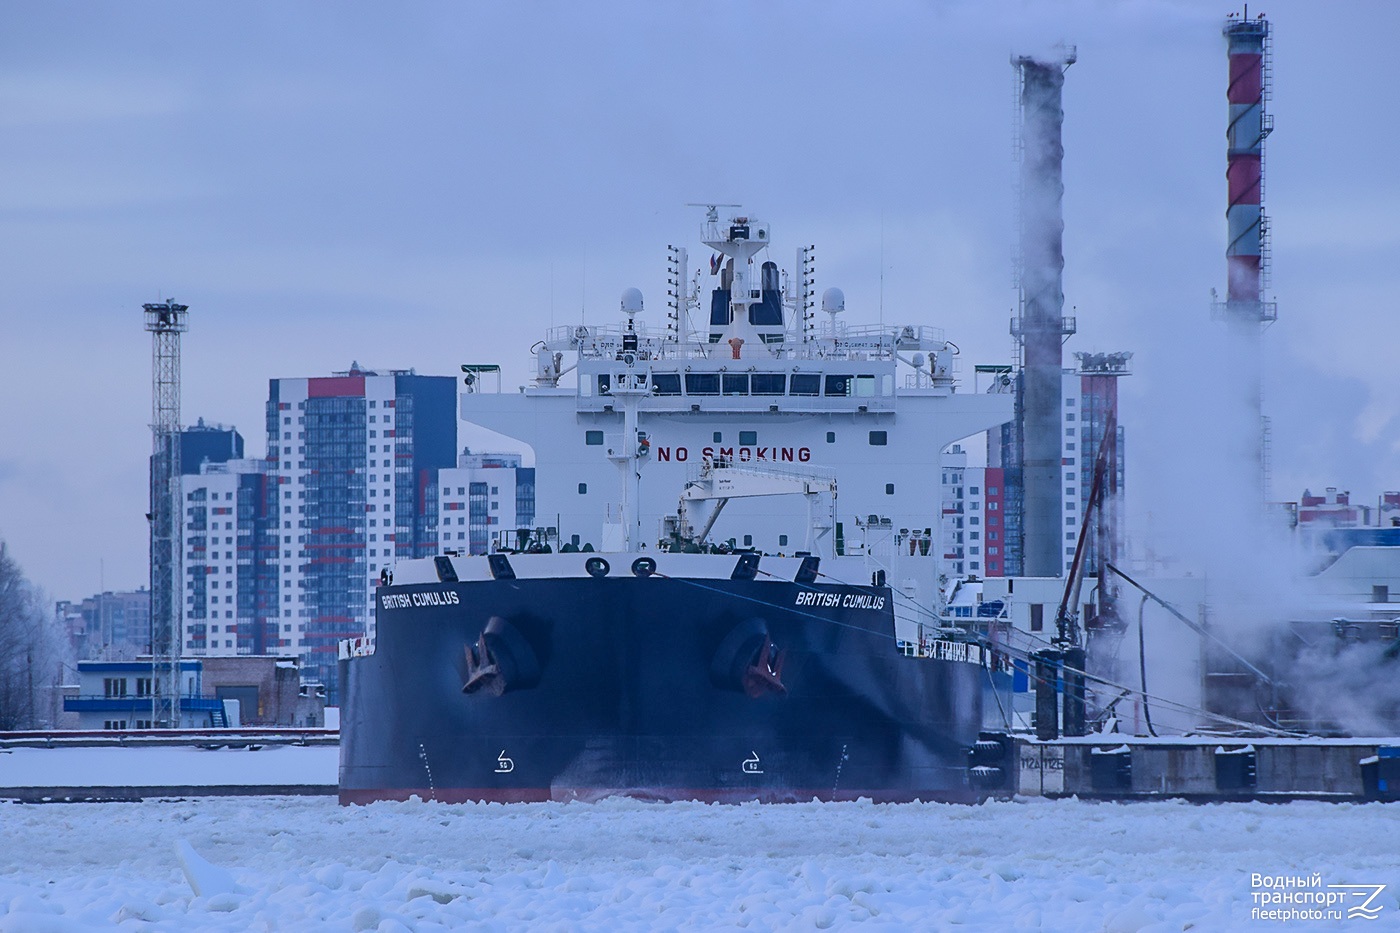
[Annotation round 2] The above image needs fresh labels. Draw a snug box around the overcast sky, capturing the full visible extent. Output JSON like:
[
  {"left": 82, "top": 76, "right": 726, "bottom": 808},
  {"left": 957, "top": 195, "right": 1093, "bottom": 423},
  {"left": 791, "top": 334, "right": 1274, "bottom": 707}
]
[{"left": 1, "top": 0, "right": 1396, "bottom": 603}]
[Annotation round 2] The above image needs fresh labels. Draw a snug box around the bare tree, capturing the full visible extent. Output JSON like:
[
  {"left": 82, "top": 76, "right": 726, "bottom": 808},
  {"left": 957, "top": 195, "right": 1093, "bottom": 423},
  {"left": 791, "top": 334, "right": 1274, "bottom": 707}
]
[{"left": 0, "top": 541, "right": 65, "bottom": 729}]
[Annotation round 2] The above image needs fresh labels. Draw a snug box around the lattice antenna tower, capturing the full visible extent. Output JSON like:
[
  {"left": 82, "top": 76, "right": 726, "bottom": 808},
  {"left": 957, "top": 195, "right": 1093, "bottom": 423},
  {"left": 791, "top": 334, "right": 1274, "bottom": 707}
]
[{"left": 145, "top": 299, "right": 188, "bottom": 727}]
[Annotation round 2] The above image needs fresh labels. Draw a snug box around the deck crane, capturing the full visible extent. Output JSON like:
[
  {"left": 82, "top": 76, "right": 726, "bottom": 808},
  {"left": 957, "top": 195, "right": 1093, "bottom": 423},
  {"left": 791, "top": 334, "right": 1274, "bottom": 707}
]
[{"left": 662, "top": 457, "right": 837, "bottom": 557}]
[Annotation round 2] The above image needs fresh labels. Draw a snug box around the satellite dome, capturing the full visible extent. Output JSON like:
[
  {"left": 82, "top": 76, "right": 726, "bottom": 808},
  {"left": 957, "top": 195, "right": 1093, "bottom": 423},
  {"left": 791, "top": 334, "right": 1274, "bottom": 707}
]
[
  {"left": 821, "top": 287, "right": 845, "bottom": 314},
  {"left": 620, "top": 287, "right": 644, "bottom": 314}
]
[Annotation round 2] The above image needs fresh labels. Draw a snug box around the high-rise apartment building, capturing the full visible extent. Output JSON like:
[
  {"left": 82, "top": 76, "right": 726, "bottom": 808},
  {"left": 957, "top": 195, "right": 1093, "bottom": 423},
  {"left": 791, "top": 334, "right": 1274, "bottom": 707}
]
[
  {"left": 939, "top": 447, "right": 1007, "bottom": 579},
  {"left": 265, "top": 365, "right": 456, "bottom": 698},
  {"left": 56, "top": 589, "right": 152, "bottom": 661},
  {"left": 988, "top": 354, "right": 1127, "bottom": 578},
  {"left": 172, "top": 369, "right": 461, "bottom": 701},
  {"left": 174, "top": 422, "right": 277, "bottom": 660},
  {"left": 437, "top": 450, "right": 536, "bottom": 555},
  {"left": 179, "top": 455, "right": 273, "bottom": 657}
]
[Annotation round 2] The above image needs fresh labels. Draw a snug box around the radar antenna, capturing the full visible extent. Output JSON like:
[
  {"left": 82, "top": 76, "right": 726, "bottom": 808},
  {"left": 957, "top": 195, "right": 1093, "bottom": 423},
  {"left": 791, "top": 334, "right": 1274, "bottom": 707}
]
[{"left": 686, "top": 202, "right": 742, "bottom": 223}]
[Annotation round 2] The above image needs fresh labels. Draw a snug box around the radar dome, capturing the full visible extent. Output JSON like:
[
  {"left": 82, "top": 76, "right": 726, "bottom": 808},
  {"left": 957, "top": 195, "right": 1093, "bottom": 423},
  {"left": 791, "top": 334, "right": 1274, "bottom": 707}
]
[
  {"left": 821, "top": 287, "right": 845, "bottom": 314},
  {"left": 620, "top": 287, "right": 644, "bottom": 314}
]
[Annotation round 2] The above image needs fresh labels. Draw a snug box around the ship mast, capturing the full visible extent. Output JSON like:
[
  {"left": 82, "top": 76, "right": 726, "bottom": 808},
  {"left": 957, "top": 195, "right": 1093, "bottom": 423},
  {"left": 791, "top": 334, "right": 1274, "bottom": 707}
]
[{"left": 605, "top": 288, "right": 651, "bottom": 552}]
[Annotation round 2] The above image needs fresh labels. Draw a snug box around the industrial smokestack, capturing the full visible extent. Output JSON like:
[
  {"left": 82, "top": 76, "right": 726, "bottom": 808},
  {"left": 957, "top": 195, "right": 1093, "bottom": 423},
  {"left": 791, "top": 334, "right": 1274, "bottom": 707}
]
[
  {"left": 1013, "top": 49, "right": 1076, "bottom": 578},
  {"left": 1217, "top": 10, "right": 1276, "bottom": 504}
]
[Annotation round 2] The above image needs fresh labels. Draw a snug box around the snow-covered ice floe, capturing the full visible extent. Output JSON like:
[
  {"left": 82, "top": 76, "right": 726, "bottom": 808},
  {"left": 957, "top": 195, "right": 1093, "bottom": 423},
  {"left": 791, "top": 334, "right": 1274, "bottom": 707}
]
[{"left": 1, "top": 796, "right": 1398, "bottom": 930}]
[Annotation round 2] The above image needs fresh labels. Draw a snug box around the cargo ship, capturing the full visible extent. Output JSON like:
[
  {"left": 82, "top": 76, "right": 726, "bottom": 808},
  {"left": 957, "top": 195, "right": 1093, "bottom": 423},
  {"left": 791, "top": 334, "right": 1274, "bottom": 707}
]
[{"left": 339, "top": 207, "right": 1014, "bottom": 803}]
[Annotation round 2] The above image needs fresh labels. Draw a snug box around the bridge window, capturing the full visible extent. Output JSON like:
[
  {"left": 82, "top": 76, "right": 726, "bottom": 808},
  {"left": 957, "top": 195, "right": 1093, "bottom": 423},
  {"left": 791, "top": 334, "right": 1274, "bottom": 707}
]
[
  {"left": 685, "top": 374, "right": 720, "bottom": 396},
  {"left": 751, "top": 374, "right": 786, "bottom": 395},
  {"left": 722, "top": 374, "right": 748, "bottom": 396},
  {"left": 790, "top": 374, "right": 820, "bottom": 396},
  {"left": 825, "top": 375, "right": 853, "bottom": 396},
  {"left": 597, "top": 374, "right": 611, "bottom": 395},
  {"left": 651, "top": 373, "right": 681, "bottom": 395}
]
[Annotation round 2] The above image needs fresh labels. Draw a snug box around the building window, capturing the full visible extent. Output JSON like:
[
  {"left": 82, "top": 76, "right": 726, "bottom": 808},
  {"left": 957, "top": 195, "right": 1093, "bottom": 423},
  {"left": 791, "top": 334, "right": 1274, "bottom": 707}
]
[
  {"left": 885, "top": 483, "right": 894, "bottom": 495},
  {"left": 743, "top": 535, "right": 753, "bottom": 547},
  {"left": 826, "top": 431, "right": 835, "bottom": 444},
  {"left": 578, "top": 483, "right": 587, "bottom": 495},
  {"left": 779, "top": 535, "right": 788, "bottom": 547},
  {"left": 739, "top": 431, "right": 757, "bottom": 446},
  {"left": 1030, "top": 604, "right": 1044, "bottom": 632},
  {"left": 868, "top": 431, "right": 887, "bottom": 446},
  {"left": 585, "top": 431, "right": 603, "bottom": 446}
]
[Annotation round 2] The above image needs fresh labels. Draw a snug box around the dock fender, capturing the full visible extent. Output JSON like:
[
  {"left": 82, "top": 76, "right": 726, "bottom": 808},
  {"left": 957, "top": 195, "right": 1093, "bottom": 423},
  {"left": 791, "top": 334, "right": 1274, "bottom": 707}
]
[
  {"left": 463, "top": 616, "right": 542, "bottom": 696},
  {"left": 710, "top": 617, "right": 788, "bottom": 698}
]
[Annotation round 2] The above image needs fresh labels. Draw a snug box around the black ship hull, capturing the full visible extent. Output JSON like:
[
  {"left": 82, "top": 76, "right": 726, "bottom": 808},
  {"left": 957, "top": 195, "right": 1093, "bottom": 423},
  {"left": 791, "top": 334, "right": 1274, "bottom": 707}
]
[{"left": 340, "top": 566, "right": 986, "bottom": 804}]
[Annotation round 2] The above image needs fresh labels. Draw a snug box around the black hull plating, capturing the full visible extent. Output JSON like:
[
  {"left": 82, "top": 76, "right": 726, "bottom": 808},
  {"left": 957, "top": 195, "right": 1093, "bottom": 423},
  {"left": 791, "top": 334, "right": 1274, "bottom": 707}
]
[{"left": 340, "top": 575, "right": 985, "bottom": 804}]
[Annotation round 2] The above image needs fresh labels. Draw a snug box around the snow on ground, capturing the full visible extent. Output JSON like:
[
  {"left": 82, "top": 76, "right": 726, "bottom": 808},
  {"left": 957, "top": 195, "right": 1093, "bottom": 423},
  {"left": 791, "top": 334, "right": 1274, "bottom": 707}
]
[
  {"left": 0, "top": 746, "right": 337, "bottom": 788},
  {"left": 3, "top": 797, "right": 1400, "bottom": 931}
]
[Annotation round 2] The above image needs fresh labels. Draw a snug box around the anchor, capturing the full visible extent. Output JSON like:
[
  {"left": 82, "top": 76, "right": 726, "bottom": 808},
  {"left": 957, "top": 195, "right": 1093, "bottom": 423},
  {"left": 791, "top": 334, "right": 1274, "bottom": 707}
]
[
  {"left": 463, "top": 632, "right": 505, "bottom": 696},
  {"left": 461, "top": 616, "right": 543, "bottom": 696},
  {"left": 741, "top": 635, "right": 787, "bottom": 698}
]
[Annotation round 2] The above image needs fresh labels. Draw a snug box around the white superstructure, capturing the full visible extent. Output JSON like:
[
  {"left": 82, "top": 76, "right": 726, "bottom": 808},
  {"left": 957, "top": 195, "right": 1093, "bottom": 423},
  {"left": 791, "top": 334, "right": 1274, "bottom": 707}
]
[{"left": 461, "top": 208, "right": 1014, "bottom": 631}]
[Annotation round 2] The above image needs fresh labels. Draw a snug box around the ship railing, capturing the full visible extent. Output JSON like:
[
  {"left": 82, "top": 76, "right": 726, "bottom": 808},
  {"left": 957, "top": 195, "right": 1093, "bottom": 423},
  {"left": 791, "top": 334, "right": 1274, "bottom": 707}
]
[
  {"left": 915, "top": 637, "right": 986, "bottom": 666},
  {"left": 338, "top": 636, "right": 375, "bottom": 660},
  {"left": 814, "top": 321, "right": 946, "bottom": 348},
  {"left": 578, "top": 394, "right": 897, "bottom": 414},
  {"left": 542, "top": 324, "right": 678, "bottom": 358},
  {"left": 688, "top": 458, "right": 837, "bottom": 485}
]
